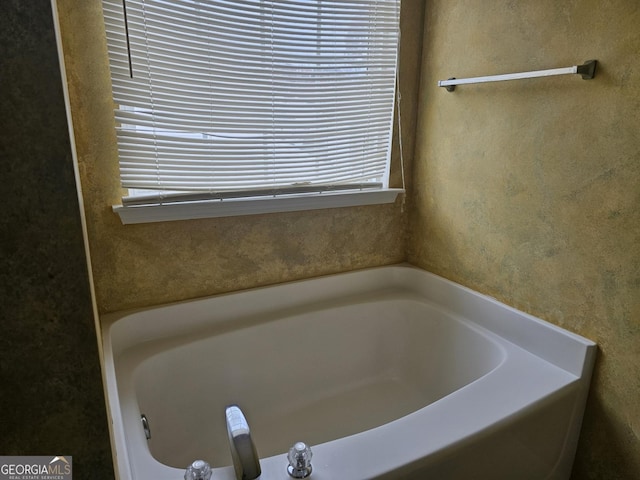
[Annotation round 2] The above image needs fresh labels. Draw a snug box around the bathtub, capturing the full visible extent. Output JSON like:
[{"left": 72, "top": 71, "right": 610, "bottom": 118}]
[{"left": 102, "top": 265, "right": 596, "bottom": 480}]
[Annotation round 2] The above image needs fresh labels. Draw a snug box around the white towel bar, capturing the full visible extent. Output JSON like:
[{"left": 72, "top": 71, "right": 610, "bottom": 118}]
[{"left": 438, "top": 60, "right": 597, "bottom": 92}]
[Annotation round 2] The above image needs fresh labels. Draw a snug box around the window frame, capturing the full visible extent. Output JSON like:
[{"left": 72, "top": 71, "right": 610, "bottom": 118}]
[{"left": 102, "top": 0, "right": 404, "bottom": 224}]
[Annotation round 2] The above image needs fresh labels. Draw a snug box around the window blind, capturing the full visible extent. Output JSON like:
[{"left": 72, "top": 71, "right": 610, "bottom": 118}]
[{"left": 102, "top": 0, "right": 400, "bottom": 200}]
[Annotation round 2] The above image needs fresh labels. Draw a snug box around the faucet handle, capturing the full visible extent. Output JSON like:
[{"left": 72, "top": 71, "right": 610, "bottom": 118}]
[
  {"left": 184, "top": 460, "right": 212, "bottom": 480},
  {"left": 287, "top": 442, "right": 313, "bottom": 478}
]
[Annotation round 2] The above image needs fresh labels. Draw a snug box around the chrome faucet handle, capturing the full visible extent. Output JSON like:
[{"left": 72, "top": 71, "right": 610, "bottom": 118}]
[
  {"left": 184, "top": 460, "right": 212, "bottom": 480},
  {"left": 287, "top": 442, "right": 313, "bottom": 478}
]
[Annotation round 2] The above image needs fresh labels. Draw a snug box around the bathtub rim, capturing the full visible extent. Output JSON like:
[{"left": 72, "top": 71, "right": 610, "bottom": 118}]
[{"left": 103, "top": 263, "right": 595, "bottom": 375}]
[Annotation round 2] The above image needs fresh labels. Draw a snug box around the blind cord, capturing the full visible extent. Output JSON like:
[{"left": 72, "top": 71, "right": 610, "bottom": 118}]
[
  {"left": 121, "top": 0, "right": 133, "bottom": 78},
  {"left": 395, "top": 16, "right": 407, "bottom": 213}
]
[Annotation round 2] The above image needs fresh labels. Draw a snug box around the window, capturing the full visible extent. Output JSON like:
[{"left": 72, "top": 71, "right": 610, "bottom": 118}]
[{"left": 102, "top": 0, "right": 402, "bottom": 223}]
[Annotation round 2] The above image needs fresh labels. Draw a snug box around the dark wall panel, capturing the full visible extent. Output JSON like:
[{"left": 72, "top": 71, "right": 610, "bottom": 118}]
[{"left": 0, "top": 1, "right": 114, "bottom": 478}]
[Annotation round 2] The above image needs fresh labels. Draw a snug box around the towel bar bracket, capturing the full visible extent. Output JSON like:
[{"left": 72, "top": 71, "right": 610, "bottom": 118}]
[
  {"left": 577, "top": 60, "right": 597, "bottom": 80},
  {"left": 445, "top": 78, "right": 456, "bottom": 92}
]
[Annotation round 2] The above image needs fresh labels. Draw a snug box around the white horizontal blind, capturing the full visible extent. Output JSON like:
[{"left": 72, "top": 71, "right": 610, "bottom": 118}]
[{"left": 102, "top": 0, "right": 400, "bottom": 198}]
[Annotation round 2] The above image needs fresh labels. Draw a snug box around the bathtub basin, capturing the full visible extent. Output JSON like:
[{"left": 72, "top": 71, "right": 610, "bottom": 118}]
[{"left": 102, "top": 265, "right": 596, "bottom": 480}]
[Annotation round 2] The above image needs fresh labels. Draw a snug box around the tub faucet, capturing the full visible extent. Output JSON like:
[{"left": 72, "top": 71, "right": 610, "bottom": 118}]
[{"left": 225, "top": 405, "right": 261, "bottom": 480}]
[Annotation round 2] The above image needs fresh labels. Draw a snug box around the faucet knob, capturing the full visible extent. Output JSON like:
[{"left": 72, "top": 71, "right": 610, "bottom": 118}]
[
  {"left": 287, "top": 442, "right": 313, "bottom": 478},
  {"left": 184, "top": 460, "right": 212, "bottom": 480}
]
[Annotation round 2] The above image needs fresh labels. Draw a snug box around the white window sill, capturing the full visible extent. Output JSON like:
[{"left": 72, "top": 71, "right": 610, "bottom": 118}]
[{"left": 113, "top": 188, "right": 404, "bottom": 224}]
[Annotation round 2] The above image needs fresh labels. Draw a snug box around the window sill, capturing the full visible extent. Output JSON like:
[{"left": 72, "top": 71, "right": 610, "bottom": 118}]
[{"left": 113, "top": 188, "right": 404, "bottom": 225}]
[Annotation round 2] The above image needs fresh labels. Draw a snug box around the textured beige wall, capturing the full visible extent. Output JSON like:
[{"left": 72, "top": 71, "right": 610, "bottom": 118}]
[
  {"left": 57, "top": 1, "right": 424, "bottom": 314},
  {"left": 58, "top": 0, "right": 640, "bottom": 476},
  {"left": 411, "top": 1, "right": 639, "bottom": 478}
]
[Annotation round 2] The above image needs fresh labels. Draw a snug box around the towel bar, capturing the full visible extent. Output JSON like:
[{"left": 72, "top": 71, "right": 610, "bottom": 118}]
[{"left": 439, "top": 60, "right": 597, "bottom": 92}]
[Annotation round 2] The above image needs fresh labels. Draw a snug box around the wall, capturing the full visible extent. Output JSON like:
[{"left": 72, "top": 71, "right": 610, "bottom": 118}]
[
  {"left": 410, "top": 1, "right": 639, "bottom": 479},
  {"left": 51, "top": 0, "right": 640, "bottom": 477},
  {"left": 56, "top": 0, "right": 425, "bottom": 315},
  {"left": 0, "top": 1, "right": 113, "bottom": 478}
]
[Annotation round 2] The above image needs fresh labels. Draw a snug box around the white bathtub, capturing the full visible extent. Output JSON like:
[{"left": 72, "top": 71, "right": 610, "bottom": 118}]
[{"left": 102, "top": 265, "right": 596, "bottom": 480}]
